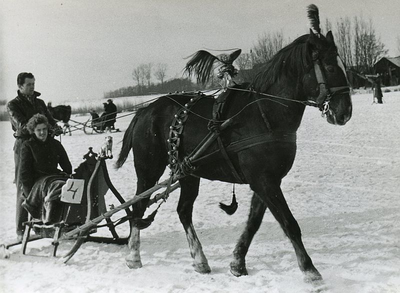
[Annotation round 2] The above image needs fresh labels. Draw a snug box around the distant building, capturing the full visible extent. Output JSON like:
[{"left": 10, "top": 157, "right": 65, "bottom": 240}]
[{"left": 374, "top": 56, "right": 400, "bottom": 86}]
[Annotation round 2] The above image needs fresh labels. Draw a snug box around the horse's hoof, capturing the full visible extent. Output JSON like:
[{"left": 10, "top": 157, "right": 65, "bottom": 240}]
[
  {"left": 125, "top": 259, "right": 143, "bottom": 269},
  {"left": 304, "top": 269, "right": 323, "bottom": 283},
  {"left": 193, "top": 262, "right": 211, "bottom": 274},
  {"left": 230, "top": 261, "right": 248, "bottom": 277}
]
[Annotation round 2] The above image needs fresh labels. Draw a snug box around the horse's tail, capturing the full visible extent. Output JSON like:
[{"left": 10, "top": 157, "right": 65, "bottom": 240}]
[{"left": 115, "top": 109, "right": 143, "bottom": 169}]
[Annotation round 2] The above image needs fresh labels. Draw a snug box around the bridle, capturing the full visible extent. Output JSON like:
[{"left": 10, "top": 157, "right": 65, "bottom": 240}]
[
  {"left": 306, "top": 51, "right": 350, "bottom": 115},
  {"left": 221, "top": 50, "right": 350, "bottom": 117}
]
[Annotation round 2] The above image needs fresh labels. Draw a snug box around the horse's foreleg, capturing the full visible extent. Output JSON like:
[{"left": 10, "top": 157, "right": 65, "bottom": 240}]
[
  {"left": 252, "top": 179, "right": 322, "bottom": 282},
  {"left": 177, "top": 177, "right": 211, "bottom": 274},
  {"left": 230, "top": 192, "right": 267, "bottom": 276}
]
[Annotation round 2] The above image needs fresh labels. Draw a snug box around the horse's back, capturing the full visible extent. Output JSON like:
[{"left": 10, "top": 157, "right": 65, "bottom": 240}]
[
  {"left": 127, "top": 94, "right": 214, "bottom": 162},
  {"left": 132, "top": 93, "right": 214, "bottom": 135}
]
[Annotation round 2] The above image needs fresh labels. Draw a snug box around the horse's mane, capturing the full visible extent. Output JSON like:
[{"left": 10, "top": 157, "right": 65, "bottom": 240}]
[{"left": 251, "top": 34, "right": 311, "bottom": 92}]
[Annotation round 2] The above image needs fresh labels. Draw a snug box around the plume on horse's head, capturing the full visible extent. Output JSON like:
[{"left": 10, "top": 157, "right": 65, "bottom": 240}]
[
  {"left": 307, "top": 4, "right": 321, "bottom": 36},
  {"left": 184, "top": 50, "right": 219, "bottom": 85},
  {"left": 184, "top": 49, "right": 242, "bottom": 85}
]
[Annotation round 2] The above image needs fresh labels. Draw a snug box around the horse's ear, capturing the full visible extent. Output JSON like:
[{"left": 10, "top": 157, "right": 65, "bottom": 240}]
[{"left": 326, "top": 31, "right": 335, "bottom": 44}]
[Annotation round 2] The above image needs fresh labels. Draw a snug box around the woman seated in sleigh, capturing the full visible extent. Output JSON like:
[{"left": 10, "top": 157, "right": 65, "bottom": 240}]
[{"left": 19, "top": 114, "right": 73, "bottom": 224}]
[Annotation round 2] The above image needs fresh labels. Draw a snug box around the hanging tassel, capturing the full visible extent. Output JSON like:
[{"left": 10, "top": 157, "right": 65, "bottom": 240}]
[
  {"left": 219, "top": 184, "right": 238, "bottom": 215},
  {"left": 133, "top": 210, "right": 158, "bottom": 230}
]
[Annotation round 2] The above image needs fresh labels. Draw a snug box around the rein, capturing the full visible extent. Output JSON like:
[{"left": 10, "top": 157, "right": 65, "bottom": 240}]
[
  {"left": 164, "top": 52, "right": 350, "bottom": 180},
  {"left": 165, "top": 92, "right": 297, "bottom": 181},
  {"left": 190, "top": 132, "right": 296, "bottom": 165}
]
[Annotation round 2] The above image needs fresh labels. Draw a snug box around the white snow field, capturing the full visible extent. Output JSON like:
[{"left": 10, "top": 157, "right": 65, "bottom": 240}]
[{"left": 0, "top": 90, "right": 399, "bottom": 293}]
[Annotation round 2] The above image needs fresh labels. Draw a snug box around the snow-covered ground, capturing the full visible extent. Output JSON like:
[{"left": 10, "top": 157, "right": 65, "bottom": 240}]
[{"left": 0, "top": 91, "right": 399, "bottom": 293}]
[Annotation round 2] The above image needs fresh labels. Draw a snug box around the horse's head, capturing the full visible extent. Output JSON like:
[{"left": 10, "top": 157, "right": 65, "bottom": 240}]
[{"left": 303, "top": 5, "right": 352, "bottom": 126}]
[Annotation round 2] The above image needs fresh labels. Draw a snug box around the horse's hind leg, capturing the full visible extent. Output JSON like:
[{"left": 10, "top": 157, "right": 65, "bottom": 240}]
[
  {"left": 252, "top": 179, "right": 322, "bottom": 282},
  {"left": 230, "top": 193, "right": 267, "bottom": 276},
  {"left": 177, "top": 176, "right": 211, "bottom": 274}
]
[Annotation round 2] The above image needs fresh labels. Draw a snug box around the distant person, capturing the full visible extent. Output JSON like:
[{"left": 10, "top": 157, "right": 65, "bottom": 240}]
[
  {"left": 373, "top": 74, "right": 383, "bottom": 104},
  {"left": 19, "top": 114, "right": 72, "bottom": 223},
  {"left": 88, "top": 109, "right": 102, "bottom": 131},
  {"left": 89, "top": 109, "right": 100, "bottom": 121},
  {"left": 106, "top": 99, "right": 117, "bottom": 130},
  {"left": 7, "top": 72, "right": 62, "bottom": 240},
  {"left": 100, "top": 99, "right": 118, "bottom": 131}
]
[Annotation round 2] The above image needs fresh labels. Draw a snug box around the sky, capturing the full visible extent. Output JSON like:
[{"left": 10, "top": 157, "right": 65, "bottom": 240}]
[{"left": 1, "top": 0, "right": 399, "bottom": 104}]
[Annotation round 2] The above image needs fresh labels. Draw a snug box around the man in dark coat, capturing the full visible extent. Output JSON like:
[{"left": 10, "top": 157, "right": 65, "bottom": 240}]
[
  {"left": 105, "top": 99, "right": 117, "bottom": 130},
  {"left": 7, "top": 72, "right": 61, "bottom": 239},
  {"left": 373, "top": 74, "right": 383, "bottom": 104},
  {"left": 100, "top": 99, "right": 117, "bottom": 131},
  {"left": 367, "top": 74, "right": 384, "bottom": 104}
]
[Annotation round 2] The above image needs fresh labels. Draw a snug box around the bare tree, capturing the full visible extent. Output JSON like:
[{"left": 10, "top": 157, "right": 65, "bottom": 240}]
[
  {"left": 324, "top": 18, "right": 332, "bottom": 34},
  {"left": 154, "top": 63, "right": 168, "bottom": 85},
  {"left": 235, "top": 52, "right": 252, "bottom": 70},
  {"left": 335, "top": 17, "right": 353, "bottom": 68},
  {"left": 132, "top": 66, "right": 142, "bottom": 87},
  {"left": 132, "top": 64, "right": 147, "bottom": 93},
  {"left": 139, "top": 64, "right": 146, "bottom": 87},
  {"left": 397, "top": 35, "right": 400, "bottom": 55},
  {"left": 251, "top": 31, "right": 286, "bottom": 65},
  {"left": 142, "top": 63, "right": 152, "bottom": 87},
  {"left": 353, "top": 16, "right": 387, "bottom": 74}
]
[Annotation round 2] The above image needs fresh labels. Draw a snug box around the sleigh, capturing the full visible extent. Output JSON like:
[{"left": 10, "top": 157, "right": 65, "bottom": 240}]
[
  {"left": 3, "top": 147, "right": 132, "bottom": 258},
  {"left": 61, "top": 116, "right": 121, "bottom": 135},
  {"left": 1, "top": 143, "right": 179, "bottom": 261}
]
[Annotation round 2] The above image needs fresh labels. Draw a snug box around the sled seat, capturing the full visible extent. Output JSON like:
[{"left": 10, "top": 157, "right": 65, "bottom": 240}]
[
  {"left": 21, "top": 146, "right": 132, "bottom": 258},
  {"left": 21, "top": 148, "right": 105, "bottom": 257},
  {"left": 21, "top": 178, "right": 90, "bottom": 256}
]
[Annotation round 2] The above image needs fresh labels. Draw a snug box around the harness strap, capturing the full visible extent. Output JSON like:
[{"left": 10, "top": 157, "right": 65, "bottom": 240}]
[
  {"left": 191, "top": 132, "right": 296, "bottom": 165},
  {"left": 217, "top": 137, "right": 244, "bottom": 183},
  {"left": 255, "top": 97, "right": 272, "bottom": 132},
  {"left": 208, "top": 90, "right": 229, "bottom": 132},
  {"left": 227, "top": 132, "right": 296, "bottom": 153},
  {"left": 313, "top": 60, "right": 328, "bottom": 105}
]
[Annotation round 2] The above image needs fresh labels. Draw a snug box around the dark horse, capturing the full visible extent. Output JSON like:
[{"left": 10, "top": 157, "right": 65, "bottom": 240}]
[
  {"left": 116, "top": 5, "right": 352, "bottom": 282},
  {"left": 47, "top": 103, "right": 72, "bottom": 135}
]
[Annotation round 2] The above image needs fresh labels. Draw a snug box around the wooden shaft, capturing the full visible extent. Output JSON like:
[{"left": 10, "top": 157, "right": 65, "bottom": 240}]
[
  {"left": 60, "top": 179, "right": 179, "bottom": 240},
  {"left": 189, "top": 118, "right": 232, "bottom": 162},
  {"left": 147, "top": 182, "right": 181, "bottom": 206}
]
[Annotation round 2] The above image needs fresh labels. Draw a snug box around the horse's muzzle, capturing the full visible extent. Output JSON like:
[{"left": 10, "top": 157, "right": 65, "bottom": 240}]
[{"left": 326, "top": 103, "right": 352, "bottom": 125}]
